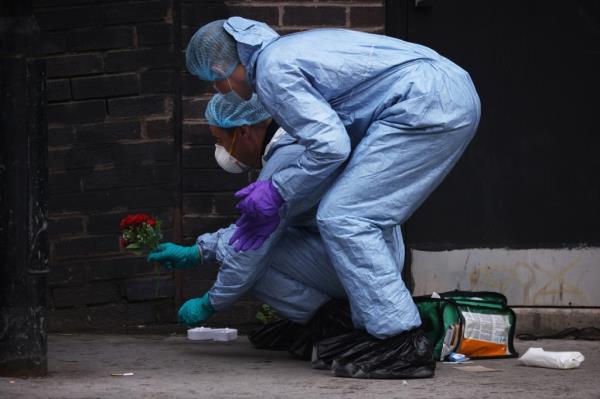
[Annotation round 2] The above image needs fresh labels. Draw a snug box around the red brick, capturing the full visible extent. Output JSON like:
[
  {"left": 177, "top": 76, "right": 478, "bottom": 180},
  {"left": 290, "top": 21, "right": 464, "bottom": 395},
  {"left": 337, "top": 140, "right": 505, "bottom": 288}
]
[
  {"left": 124, "top": 277, "right": 175, "bottom": 301},
  {"left": 227, "top": 6, "right": 279, "bottom": 26},
  {"left": 48, "top": 261, "right": 86, "bottom": 286},
  {"left": 107, "top": 95, "right": 171, "bottom": 117},
  {"left": 48, "top": 170, "right": 82, "bottom": 194},
  {"left": 41, "top": 31, "right": 66, "bottom": 55},
  {"left": 182, "top": 193, "right": 214, "bottom": 214},
  {"left": 53, "top": 235, "right": 120, "bottom": 258},
  {"left": 48, "top": 216, "right": 85, "bottom": 236},
  {"left": 183, "top": 122, "right": 213, "bottom": 145},
  {"left": 36, "top": 5, "right": 101, "bottom": 30},
  {"left": 100, "top": 1, "right": 170, "bottom": 25},
  {"left": 66, "top": 26, "right": 134, "bottom": 51},
  {"left": 182, "top": 169, "right": 250, "bottom": 192},
  {"left": 181, "top": 73, "right": 213, "bottom": 97},
  {"left": 182, "top": 215, "right": 237, "bottom": 237},
  {"left": 349, "top": 6, "right": 385, "bottom": 27},
  {"left": 137, "top": 23, "right": 174, "bottom": 46},
  {"left": 182, "top": 97, "right": 209, "bottom": 120},
  {"left": 71, "top": 73, "right": 139, "bottom": 100},
  {"left": 48, "top": 126, "right": 75, "bottom": 147},
  {"left": 182, "top": 145, "right": 218, "bottom": 169},
  {"left": 90, "top": 257, "right": 156, "bottom": 281},
  {"left": 104, "top": 46, "right": 177, "bottom": 73},
  {"left": 141, "top": 71, "right": 176, "bottom": 94},
  {"left": 180, "top": 3, "right": 229, "bottom": 27},
  {"left": 146, "top": 119, "right": 174, "bottom": 139},
  {"left": 47, "top": 100, "right": 106, "bottom": 124},
  {"left": 52, "top": 281, "right": 121, "bottom": 307},
  {"left": 47, "top": 79, "right": 71, "bottom": 102},
  {"left": 49, "top": 187, "right": 174, "bottom": 213},
  {"left": 75, "top": 121, "right": 142, "bottom": 144},
  {"left": 283, "top": 6, "right": 346, "bottom": 26},
  {"left": 82, "top": 165, "right": 176, "bottom": 191},
  {"left": 46, "top": 54, "right": 103, "bottom": 78}
]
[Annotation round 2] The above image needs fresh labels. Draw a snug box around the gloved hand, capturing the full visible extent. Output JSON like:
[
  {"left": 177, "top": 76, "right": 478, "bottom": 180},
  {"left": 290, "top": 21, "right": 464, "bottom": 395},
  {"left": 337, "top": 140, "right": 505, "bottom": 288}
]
[
  {"left": 178, "top": 293, "right": 216, "bottom": 326},
  {"left": 228, "top": 213, "right": 281, "bottom": 252},
  {"left": 234, "top": 180, "right": 284, "bottom": 219},
  {"left": 229, "top": 180, "right": 284, "bottom": 252},
  {"left": 147, "top": 242, "right": 201, "bottom": 270}
]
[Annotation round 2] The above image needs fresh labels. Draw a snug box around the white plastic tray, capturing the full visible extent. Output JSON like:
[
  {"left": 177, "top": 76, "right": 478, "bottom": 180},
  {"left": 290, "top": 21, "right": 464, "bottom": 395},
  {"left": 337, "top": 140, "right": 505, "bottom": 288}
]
[{"left": 187, "top": 327, "right": 238, "bottom": 342}]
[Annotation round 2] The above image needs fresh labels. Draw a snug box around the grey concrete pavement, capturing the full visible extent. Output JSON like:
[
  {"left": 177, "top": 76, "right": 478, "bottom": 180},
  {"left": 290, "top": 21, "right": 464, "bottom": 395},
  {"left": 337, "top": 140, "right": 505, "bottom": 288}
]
[{"left": 1, "top": 334, "right": 599, "bottom": 399}]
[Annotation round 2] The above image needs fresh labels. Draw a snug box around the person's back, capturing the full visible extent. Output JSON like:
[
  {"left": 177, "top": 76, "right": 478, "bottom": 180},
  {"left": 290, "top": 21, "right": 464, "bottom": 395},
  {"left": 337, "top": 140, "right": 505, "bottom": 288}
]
[
  {"left": 256, "top": 27, "right": 445, "bottom": 99},
  {"left": 253, "top": 26, "right": 473, "bottom": 145}
]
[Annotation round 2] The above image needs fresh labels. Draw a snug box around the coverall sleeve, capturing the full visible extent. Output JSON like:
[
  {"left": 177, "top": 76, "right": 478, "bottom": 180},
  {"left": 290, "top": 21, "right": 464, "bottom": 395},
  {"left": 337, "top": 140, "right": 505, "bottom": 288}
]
[
  {"left": 196, "top": 143, "right": 327, "bottom": 311},
  {"left": 255, "top": 56, "right": 352, "bottom": 204},
  {"left": 196, "top": 224, "right": 235, "bottom": 263}
]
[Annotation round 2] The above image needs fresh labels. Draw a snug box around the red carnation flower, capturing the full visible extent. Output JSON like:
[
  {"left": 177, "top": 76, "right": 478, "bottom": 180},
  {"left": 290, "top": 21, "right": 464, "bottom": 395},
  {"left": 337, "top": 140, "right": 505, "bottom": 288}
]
[
  {"left": 119, "top": 213, "right": 156, "bottom": 230},
  {"left": 118, "top": 213, "right": 162, "bottom": 256}
]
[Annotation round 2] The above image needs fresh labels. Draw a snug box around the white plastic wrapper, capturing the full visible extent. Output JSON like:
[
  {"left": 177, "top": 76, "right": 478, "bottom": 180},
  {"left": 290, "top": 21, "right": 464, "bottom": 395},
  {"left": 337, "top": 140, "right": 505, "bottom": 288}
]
[
  {"left": 187, "top": 327, "right": 238, "bottom": 342},
  {"left": 518, "top": 347, "right": 584, "bottom": 369}
]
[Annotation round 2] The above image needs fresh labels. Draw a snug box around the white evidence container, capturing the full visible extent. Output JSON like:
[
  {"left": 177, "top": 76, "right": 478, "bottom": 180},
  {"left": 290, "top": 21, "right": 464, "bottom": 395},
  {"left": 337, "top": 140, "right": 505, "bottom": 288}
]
[{"left": 187, "top": 327, "right": 238, "bottom": 342}]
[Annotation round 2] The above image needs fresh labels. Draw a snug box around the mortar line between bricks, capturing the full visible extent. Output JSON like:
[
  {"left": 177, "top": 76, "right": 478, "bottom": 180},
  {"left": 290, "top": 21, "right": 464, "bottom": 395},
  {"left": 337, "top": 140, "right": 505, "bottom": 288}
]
[
  {"left": 48, "top": 137, "right": 176, "bottom": 150},
  {"left": 224, "top": 2, "right": 383, "bottom": 6},
  {"left": 173, "top": 0, "right": 185, "bottom": 309},
  {"left": 282, "top": 25, "right": 384, "bottom": 35},
  {"left": 276, "top": 22, "right": 385, "bottom": 26},
  {"left": 345, "top": 6, "right": 351, "bottom": 27},
  {"left": 278, "top": 5, "right": 284, "bottom": 26}
]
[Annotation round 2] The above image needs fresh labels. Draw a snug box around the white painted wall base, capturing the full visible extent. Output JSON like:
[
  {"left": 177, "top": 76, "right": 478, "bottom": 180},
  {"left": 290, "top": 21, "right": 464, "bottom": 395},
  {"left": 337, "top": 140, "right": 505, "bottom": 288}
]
[{"left": 411, "top": 248, "right": 600, "bottom": 306}]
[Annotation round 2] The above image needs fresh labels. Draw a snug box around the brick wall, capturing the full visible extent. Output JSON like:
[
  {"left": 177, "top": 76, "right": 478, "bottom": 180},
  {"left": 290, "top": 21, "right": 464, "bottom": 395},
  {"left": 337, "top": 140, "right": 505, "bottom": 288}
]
[{"left": 35, "top": 0, "right": 384, "bottom": 332}]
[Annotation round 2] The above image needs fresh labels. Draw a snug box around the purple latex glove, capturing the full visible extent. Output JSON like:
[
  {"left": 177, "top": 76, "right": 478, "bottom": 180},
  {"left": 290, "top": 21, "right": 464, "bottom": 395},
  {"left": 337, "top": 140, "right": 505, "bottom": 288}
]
[
  {"left": 229, "top": 181, "right": 284, "bottom": 252},
  {"left": 228, "top": 213, "right": 280, "bottom": 252},
  {"left": 234, "top": 180, "right": 284, "bottom": 219}
]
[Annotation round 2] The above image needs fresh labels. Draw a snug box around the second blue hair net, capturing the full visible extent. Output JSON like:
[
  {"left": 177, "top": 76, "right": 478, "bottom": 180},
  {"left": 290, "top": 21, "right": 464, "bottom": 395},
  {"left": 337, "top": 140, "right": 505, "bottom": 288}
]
[
  {"left": 186, "top": 19, "right": 239, "bottom": 81},
  {"left": 206, "top": 93, "right": 271, "bottom": 128}
]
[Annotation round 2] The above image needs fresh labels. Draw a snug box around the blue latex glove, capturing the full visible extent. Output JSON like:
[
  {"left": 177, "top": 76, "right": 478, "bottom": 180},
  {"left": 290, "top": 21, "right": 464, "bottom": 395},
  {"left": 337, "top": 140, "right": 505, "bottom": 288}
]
[
  {"left": 178, "top": 293, "right": 216, "bottom": 326},
  {"left": 147, "top": 242, "right": 201, "bottom": 270},
  {"left": 229, "top": 180, "right": 284, "bottom": 252}
]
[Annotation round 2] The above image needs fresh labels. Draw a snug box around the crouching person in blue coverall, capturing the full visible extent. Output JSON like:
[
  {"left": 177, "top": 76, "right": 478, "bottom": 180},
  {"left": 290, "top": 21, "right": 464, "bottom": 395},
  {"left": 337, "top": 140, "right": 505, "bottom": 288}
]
[
  {"left": 148, "top": 93, "right": 439, "bottom": 378},
  {"left": 148, "top": 93, "right": 348, "bottom": 330},
  {"left": 182, "top": 17, "right": 481, "bottom": 342},
  {"left": 150, "top": 16, "right": 482, "bottom": 377}
]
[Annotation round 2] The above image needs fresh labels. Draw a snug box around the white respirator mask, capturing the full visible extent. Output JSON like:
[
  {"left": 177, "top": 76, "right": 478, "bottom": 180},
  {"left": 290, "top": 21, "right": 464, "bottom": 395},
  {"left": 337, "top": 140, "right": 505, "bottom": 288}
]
[{"left": 214, "top": 130, "right": 250, "bottom": 174}]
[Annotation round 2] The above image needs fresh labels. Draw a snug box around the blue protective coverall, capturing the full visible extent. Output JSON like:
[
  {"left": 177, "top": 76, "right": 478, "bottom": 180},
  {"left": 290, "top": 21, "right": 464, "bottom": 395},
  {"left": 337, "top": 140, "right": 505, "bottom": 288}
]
[
  {"left": 208, "top": 17, "right": 481, "bottom": 338},
  {"left": 199, "top": 132, "right": 346, "bottom": 324}
]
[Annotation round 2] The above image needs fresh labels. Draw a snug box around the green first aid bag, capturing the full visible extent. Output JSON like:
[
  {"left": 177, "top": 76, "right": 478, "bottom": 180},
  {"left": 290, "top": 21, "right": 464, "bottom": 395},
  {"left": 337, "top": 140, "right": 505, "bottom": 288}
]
[{"left": 414, "top": 291, "right": 518, "bottom": 361}]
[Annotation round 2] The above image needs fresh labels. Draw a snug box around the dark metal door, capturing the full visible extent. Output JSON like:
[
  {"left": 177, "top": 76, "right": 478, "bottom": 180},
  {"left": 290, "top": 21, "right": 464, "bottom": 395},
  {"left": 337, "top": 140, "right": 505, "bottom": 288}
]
[{"left": 387, "top": 0, "right": 600, "bottom": 249}]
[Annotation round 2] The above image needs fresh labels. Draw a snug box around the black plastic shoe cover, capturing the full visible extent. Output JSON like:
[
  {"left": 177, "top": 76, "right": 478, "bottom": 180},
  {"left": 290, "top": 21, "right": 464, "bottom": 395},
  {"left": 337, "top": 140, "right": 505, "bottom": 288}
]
[
  {"left": 313, "top": 328, "right": 435, "bottom": 379},
  {"left": 249, "top": 299, "right": 355, "bottom": 359}
]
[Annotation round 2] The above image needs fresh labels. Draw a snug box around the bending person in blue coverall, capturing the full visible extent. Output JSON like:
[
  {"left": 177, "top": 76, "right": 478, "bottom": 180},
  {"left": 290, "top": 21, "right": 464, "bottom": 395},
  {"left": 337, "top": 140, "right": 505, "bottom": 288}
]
[
  {"left": 182, "top": 17, "right": 481, "bottom": 340},
  {"left": 149, "top": 93, "right": 347, "bottom": 326}
]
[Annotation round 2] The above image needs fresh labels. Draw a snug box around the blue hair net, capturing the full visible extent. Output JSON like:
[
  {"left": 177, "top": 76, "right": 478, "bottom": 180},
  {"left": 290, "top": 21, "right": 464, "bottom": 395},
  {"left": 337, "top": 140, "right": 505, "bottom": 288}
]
[
  {"left": 206, "top": 93, "right": 271, "bottom": 128},
  {"left": 186, "top": 20, "right": 239, "bottom": 81}
]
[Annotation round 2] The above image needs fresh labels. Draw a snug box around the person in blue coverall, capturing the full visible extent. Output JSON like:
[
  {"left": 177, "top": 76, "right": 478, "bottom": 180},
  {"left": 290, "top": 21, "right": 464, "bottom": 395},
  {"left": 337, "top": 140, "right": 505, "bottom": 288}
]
[
  {"left": 174, "top": 17, "right": 481, "bottom": 340},
  {"left": 149, "top": 93, "right": 348, "bottom": 326}
]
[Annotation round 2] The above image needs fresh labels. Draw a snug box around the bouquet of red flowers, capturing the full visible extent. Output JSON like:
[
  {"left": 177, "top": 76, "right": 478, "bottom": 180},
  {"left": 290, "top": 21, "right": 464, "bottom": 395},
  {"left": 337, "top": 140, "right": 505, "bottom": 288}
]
[{"left": 119, "top": 213, "right": 163, "bottom": 256}]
